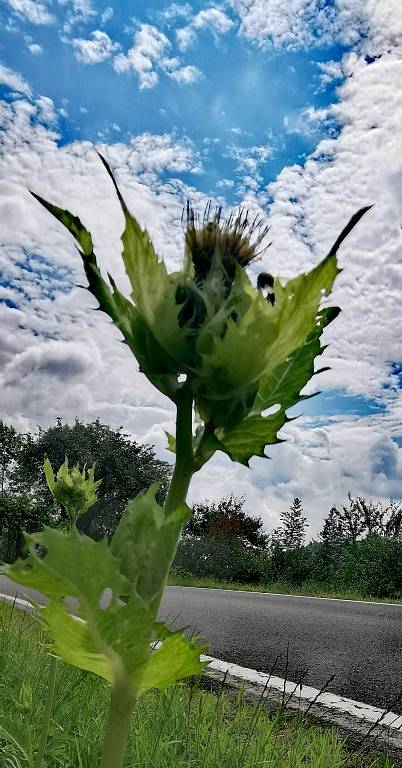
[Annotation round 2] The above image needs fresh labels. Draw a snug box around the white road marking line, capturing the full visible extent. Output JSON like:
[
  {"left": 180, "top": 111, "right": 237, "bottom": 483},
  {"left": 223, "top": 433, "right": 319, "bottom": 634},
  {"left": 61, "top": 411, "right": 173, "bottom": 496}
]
[
  {"left": 2, "top": 590, "right": 401, "bottom": 732},
  {"left": 168, "top": 584, "right": 402, "bottom": 607},
  {"left": 201, "top": 655, "right": 402, "bottom": 731}
]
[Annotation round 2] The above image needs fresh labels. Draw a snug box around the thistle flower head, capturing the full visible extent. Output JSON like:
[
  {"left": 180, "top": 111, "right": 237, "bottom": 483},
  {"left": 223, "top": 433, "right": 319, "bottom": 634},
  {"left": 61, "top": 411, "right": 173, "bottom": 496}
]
[{"left": 184, "top": 201, "right": 269, "bottom": 291}]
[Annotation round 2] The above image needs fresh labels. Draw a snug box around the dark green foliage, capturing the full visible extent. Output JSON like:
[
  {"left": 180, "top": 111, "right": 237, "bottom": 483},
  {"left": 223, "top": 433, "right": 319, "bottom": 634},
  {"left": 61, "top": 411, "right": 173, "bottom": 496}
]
[
  {"left": 336, "top": 536, "right": 402, "bottom": 596},
  {"left": 0, "top": 421, "right": 22, "bottom": 497},
  {"left": 175, "top": 535, "right": 272, "bottom": 584},
  {"left": 186, "top": 494, "right": 268, "bottom": 549},
  {"left": 174, "top": 535, "right": 402, "bottom": 598},
  {"left": 11, "top": 419, "right": 171, "bottom": 539},
  {"left": 320, "top": 507, "right": 344, "bottom": 542},
  {"left": 0, "top": 492, "right": 52, "bottom": 562},
  {"left": 274, "top": 497, "right": 308, "bottom": 549}
]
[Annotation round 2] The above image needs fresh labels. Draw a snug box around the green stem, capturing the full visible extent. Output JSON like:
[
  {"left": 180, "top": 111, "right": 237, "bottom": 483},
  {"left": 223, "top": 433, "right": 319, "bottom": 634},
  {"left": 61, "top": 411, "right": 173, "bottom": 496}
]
[
  {"left": 99, "top": 382, "right": 195, "bottom": 768},
  {"left": 34, "top": 654, "right": 57, "bottom": 768},
  {"left": 100, "top": 682, "right": 135, "bottom": 768},
  {"left": 164, "top": 381, "right": 195, "bottom": 515}
]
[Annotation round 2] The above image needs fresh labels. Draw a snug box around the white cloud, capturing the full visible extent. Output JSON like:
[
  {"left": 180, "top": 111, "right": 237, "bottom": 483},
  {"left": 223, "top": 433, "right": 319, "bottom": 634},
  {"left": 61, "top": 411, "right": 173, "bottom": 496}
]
[
  {"left": 35, "top": 95, "right": 58, "bottom": 124},
  {"left": 177, "top": 6, "right": 235, "bottom": 50},
  {"left": 284, "top": 105, "right": 337, "bottom": 137},
  {"left": 4, "top": 0, "right": 54, "bottom": 24},
  {"left": 230, "top": 0, "right": 402, "bottom": 54},
  {"left": 228, "top": 0, "right": 366, "bottom": 50},
  {"left": 162, "top": 3, "right": 192, "bottom": 22},
  {"left": 257, "top": 24, "right": 402, "bottom": 405},
  {"left": 124, "top": 132, "right": 202, "bottom": 178},
  {"left": 100, "top": 6, "right": 113, "bottom": 24},
  {"left": 26, "top": 39, "right": 44, "bottom": 54},
  {"left": 317, "top": 60, "right": 344, "bottom": 89},
  {"left": 176, "top": 26, "right": 196, "bottom": 50},
  {"left": 114, "top": 24, "right": 170, "bottom": 89},
  {"left": 72, "top": 30, "right": 120, "bottom": 64},
  {"left": 167, "top": 64, "right": 202, "bottom": 84},
  {"left": 0, "top": 64, "right": 32, "bottom": 96},
  {"left": 58, "top": 0, "right": 96, "bottom": 19},
  {"left": 114, "top": 23, "right": 201, "bottom": 89}
]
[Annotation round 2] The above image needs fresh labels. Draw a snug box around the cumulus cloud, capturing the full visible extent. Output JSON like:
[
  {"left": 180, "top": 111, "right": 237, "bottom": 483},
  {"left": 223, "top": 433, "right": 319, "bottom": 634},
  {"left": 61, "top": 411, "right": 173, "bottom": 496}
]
[
  {"left": 72, "top": 30, "right": 120, "bottom": 64},
  {"left": 35, "top": 95, "right": 58, "bottom": 124},
  {"left": 261, "top": 53, "right": 402, "bottom": 402},
  {"left": 317, "top": 60, "right": 344, "bottom": 89},
  {"left": 100, "top": 6, "right": 113, "bottom": 25},
  {"left": 4, "top": 0, "right": 54, "bottom": 25},
  {"left": 167, "top": 64, "right": 202, "bottom": 84},
  {"left": 26, "top": 39, "right": 43, "bottom": 54},
  {"left": 228, "top": 0, "right": 369, "bottom": 50},
  {"left": 114, "top": 24, "right": 170, "bottom": 89},
  {"left": 0, "top": 64, "right": 32, "bottom": 96},
  {"left": 284, "top": 106, "right": 337, "bottom": 137},
  {"left": 176, "top": 6, "right": 235, "bottom": 50},
  {"left": 114, "top": 23, "right": 202, "bottom": 89}
]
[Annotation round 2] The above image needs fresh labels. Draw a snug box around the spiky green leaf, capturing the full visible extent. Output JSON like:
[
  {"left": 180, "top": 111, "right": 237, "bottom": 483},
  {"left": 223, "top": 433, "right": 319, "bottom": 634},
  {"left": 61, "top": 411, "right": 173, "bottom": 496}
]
[
  {"left": 211, "top": 306, "right": 337, "bottom": 463},
  {"left": 30, "top": 192, "right": 93, "bottom": 256},
  {"left": 3, "top": 520, "right": 206, "bottom": 693},
  {"left": 111, "top": 484, "right": 189, "bottom": 610}
]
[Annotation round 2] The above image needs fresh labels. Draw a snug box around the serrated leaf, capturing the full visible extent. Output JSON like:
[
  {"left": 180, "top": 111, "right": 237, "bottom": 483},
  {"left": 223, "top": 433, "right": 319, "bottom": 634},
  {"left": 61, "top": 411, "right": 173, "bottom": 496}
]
[
  {"left": 208, "top": 306, "right": 339, "bottom": 464},
  {"left": 99, "top": 155, "right": 198, "bottom": 373},
  {"left": 98, "top": 154, "right": 169, "bottom": 327},
  {"left": 30, "top": 192, "right": 93, "bottom": 257},
  {"left": 31, "top": 189, "right": 180, "bottom": 401},
  {"left": 3, "top": 517, "right": 204, "bottom": 695},
  {"left": 111, "top": 484, "right": 189, "bottom": 610},
  {"left": 4, "top": 527, "right": 128, "bottom": 603},
  {"left": 194, "top": 207, "right": 370, "bottom": 464}
]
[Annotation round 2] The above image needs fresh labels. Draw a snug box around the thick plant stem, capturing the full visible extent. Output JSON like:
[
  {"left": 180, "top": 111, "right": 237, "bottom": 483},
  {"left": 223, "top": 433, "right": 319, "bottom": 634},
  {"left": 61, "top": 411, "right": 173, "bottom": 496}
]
[
  {"left": 34, "top": 654, "right": 57, "bottom": 768},
  {"left": 164, "top": 381, "right": 195, "bottom": 515},
  {"left": 99, "top": 384, "right": 195, "bottom": 768},
  {"left": 100, "top": 682, "right": 135, "bottom": 768}
]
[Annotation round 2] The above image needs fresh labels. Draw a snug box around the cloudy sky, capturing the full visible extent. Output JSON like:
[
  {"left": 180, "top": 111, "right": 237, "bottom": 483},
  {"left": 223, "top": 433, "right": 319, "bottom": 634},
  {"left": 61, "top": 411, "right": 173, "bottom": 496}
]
[{"left": 1, "top": 0, "right": 402, "bottom": 536}]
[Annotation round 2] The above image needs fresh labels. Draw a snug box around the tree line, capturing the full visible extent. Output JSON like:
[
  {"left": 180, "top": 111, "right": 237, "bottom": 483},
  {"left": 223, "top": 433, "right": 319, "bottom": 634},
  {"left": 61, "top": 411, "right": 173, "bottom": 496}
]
[{"left": 1, "top": 419, "right": 402, "bottom": 598}]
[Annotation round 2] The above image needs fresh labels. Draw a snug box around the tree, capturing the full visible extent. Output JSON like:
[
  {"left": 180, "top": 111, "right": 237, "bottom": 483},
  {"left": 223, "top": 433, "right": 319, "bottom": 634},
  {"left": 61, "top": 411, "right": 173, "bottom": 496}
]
[
  {"left": 186, "top": 494, "right": 268, "bottom": 549},
  {"left": 385, "top": 499, "right": 402, "bottom": 539},
  {"left": 12, "top": 419, "right": 171, "bottom": 538},
  {"left": 0, "top": 492, "right": 52, "bottom": 562},
  {"left": 0, "top": 421, "right": 22, "bottom": 497},
  {"left": 320, "top": 506, "right": 345, "bottom": 542},
  {"left": 275, "top": 497, "right": 308, "bottom": 549}
]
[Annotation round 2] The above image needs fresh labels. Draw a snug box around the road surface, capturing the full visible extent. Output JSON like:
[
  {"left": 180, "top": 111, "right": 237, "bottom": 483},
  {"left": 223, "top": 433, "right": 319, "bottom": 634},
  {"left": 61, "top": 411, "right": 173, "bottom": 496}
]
[
  {"left": 1, "top": 576, "right": 401, "bottom": 712},
  {"left": 159, "top": 586, "right": 402, "bottom": 712}
]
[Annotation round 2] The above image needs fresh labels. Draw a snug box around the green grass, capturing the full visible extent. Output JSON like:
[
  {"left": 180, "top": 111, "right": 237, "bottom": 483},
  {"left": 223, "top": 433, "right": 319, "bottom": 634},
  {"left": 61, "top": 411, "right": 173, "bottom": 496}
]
[
  {"left": 168, "top": 569, "right": 402, "bottom": 604},
  {"left": 0, "top": 601, "right": 394, "bottom": 768}
]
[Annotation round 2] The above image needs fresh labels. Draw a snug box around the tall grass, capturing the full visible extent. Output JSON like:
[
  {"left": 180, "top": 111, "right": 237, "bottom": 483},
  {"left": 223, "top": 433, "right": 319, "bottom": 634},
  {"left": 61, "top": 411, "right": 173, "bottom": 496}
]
[{"left": 0, "top": 601, "right": 394, "bottom": 767}]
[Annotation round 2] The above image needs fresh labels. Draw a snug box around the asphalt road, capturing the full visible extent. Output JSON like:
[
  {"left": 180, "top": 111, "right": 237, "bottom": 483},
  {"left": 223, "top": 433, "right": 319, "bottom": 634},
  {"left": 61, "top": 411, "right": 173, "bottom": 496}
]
[
  {"left": 159, "top": 586, "right": 402, "bottom": 713},
  {"left": 1, "top": 576, "right": 401, "bottom": 712}
]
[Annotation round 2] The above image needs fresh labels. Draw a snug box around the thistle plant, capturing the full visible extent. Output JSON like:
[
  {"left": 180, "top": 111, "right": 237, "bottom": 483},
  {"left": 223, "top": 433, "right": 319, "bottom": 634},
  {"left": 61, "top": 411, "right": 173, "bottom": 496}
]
[
  {"left": 43, "top": 455, "right": 101, "bottom": 524},
  {"left": 3, "top": 153, "right": 370, "bottom": 768}
]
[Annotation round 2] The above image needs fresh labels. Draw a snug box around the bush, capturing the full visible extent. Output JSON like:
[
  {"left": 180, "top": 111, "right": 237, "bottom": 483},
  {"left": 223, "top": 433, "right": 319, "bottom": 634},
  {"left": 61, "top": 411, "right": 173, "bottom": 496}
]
[
  {"left": 174, "top": 534, "right": 402, "bottom": 598},
  {"left": 174, "top": 535, "right": 272, "bottom": 584},
  {"left": 336, "top": 536, "right": 402, "bottom": 598}
]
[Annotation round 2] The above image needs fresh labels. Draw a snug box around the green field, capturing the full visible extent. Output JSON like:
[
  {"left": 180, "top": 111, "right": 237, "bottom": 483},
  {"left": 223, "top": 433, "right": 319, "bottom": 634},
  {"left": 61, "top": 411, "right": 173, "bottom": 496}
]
[{"left": 0, "top": 601, "right": 395, "bottom": 768}]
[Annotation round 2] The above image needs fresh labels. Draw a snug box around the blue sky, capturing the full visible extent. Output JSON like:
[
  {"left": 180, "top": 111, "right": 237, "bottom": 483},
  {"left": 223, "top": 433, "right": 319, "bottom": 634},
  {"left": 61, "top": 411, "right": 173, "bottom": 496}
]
[
  {"left": 0, "top": 0, "right": 345, "bottom": 199},
  {"left": 0, "top": 0, "right": 401, "bottom": 533}
]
